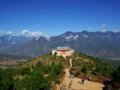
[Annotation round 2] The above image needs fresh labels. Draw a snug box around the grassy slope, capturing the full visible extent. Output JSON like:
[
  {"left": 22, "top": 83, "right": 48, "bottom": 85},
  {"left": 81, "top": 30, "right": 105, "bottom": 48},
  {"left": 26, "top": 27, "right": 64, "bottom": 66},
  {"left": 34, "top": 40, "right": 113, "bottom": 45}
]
[
  {"left": 69, "top": 53, "right": 116, "bottom": 83},
  {"left": 22, "top": 54, "right": 69, "bottom": 67}
]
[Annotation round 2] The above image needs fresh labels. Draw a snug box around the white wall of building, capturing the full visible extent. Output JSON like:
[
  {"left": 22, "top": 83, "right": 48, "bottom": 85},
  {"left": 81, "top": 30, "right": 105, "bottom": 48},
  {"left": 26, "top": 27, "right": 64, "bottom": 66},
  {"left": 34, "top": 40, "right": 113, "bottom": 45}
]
[{"left": 52, "top": 49, "right": 74, "bottom": 58}]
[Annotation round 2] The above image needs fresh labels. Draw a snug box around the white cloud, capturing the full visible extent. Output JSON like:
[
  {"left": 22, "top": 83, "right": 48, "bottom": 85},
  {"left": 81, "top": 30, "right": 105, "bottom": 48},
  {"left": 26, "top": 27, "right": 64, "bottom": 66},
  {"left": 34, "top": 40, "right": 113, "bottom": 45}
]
[
  {"left": 6, "top": 31, "right": 13, "bottom": 35},
  {"left": 101, "top": 24, "right": 106, "bottom": 27},
  {"left": 21, "top": 30, "right": 29, "bottom": 35},
  {"left": 0, "top": 31, "right": 13, "bottom": 36},
  {"left": 101, "top": 29, "right": 107, "bottom": 33},
  {"left": 99, "top": 24, "right": 120, "bottom": 33},
  {"left": 100, "top": 24, "right": 107, "bottom": 33},
  {"left": 113, "top": 29, "right": 119, "bottom": 33}
]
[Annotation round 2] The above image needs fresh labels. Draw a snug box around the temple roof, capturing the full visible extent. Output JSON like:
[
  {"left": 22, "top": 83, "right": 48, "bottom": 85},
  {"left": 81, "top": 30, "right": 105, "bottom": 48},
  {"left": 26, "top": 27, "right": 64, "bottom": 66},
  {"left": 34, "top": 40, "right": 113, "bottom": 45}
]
[{"left": 56, "top": 46, "right": 70, "bottom": 50}]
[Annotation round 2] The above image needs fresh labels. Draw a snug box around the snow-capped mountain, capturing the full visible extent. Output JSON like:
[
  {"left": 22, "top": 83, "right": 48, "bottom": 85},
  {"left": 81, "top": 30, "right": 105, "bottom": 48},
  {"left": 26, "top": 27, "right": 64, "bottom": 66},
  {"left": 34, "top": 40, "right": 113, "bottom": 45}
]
[
  {"left": 21, "top": 30, "right": 42, "bottom": 40},
  {"left": 0, "top": 35, "right": 32, "bottom": 51},
  {"left": 21, "top": 30, "right": 49, "bottom": 41},
  {"left": 1, "top": 31, "right": 120, "bottom": 60}
]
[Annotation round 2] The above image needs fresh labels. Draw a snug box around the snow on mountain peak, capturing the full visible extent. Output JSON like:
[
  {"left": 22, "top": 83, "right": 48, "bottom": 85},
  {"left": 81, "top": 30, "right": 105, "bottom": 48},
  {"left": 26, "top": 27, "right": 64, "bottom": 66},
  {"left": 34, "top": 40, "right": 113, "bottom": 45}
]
[
  {"left": 21, "top": 30, "right": 50, "bottom": 41},
  {"left": 73, "top": 35, "right": 79, "bottom": 39},
  {"left": 65, "top": 34, "right": 79, "bottom": 41},
  {"left": 8, "top": 36, "right": 12, "bottom": 41},
  {"left": 83, "top": 34, "right": 88, "bottom": 38},
  {"left": 21, "top": 30, "right": 43, "bottom": 37}
]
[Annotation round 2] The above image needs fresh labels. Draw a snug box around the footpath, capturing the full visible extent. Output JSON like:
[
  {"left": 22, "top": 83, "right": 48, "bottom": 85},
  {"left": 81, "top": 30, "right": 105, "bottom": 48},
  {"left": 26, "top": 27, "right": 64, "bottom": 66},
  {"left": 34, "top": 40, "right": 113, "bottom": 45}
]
[{"left": 57, "top": 59, "right": 104, "bottom": 90}]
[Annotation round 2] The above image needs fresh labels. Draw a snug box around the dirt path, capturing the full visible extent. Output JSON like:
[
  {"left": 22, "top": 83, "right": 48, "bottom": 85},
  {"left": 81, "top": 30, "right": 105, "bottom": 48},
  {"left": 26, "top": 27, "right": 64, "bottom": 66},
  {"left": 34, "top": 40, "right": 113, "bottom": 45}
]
[
  {"left": 58, "top": 59, "right": 104, "bottom": 90},
  {"left": 70, "top": 78, "right": 104, "bottom": 90},
  {"left": 59, "top": 59, "right": 73, "bottom": 90}
]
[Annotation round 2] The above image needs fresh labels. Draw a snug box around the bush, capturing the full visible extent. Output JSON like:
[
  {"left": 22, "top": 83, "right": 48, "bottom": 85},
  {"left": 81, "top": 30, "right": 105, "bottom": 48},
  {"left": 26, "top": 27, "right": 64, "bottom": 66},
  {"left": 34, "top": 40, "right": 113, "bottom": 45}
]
[
  {"left": 111, "top": 65, "right": 120, "bottom": 88},
  {"left": 0, "top": 69, "right": 14, "bottom": 90}
]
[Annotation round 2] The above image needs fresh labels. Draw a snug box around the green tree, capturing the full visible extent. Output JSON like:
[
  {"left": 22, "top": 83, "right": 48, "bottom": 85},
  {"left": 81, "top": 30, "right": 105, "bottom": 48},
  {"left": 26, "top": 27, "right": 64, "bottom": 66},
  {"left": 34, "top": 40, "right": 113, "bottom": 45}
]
[
  {"left": 111, "top": 65, "right": 120, "bottom": 87},
  {"left": 81, "top": 66, "right": 87, "bottom": 75},
  {"left": 22, "top": 73, "right": 51, "bottom": 90},
  {"left": 0, "top": 69, "right": 14, "bottom": 90}
]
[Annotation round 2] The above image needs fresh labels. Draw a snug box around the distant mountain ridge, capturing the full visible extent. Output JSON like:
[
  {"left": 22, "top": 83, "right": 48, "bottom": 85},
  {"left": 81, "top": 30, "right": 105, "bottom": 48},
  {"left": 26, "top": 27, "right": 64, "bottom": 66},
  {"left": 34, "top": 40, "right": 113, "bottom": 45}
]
[
  {"left": 0, "top": 35, "right": 32, "bottom": 51},
  {"left": 0, "top": 31, "right": 120, "bottom": 60}
]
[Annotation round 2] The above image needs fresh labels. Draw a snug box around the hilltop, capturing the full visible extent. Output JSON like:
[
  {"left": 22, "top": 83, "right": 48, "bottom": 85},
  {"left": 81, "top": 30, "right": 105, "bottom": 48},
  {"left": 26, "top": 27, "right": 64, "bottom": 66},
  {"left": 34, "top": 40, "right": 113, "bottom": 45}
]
[
  {"left": 0, "top": 53, "right": 120, "bottom": 90},
  {"left": 22, "top": 54, "right": 69, "bottom": 67}
]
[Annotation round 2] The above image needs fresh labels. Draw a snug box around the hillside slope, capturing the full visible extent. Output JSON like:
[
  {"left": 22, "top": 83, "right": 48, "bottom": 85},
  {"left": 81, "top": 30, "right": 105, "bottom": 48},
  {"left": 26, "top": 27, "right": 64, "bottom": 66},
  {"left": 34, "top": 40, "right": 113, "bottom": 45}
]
[{"left": 0, "top": 53, "right": 119, "bottom": 90}]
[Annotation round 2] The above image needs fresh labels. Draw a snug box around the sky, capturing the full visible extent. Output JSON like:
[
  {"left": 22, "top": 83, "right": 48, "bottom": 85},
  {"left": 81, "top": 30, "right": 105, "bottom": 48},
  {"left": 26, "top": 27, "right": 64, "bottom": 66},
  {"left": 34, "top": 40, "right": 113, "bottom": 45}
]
[{"left": 0, "top": 0, "right": 120, "bottom": 36}]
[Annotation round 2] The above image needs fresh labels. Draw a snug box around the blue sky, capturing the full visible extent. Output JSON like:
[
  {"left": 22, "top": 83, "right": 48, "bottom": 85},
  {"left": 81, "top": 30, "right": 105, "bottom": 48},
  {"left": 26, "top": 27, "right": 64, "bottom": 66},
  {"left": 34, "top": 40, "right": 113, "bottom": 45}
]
[{"left": 0, "top": 0, "right": 120, "bottom": 36}]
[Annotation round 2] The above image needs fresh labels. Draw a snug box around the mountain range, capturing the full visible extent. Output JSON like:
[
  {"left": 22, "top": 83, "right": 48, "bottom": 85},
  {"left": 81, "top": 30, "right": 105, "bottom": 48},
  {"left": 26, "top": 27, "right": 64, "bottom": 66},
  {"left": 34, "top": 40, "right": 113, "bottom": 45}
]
[{"left": 0, "top": 31, "right": 120, "bottom": 60}]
